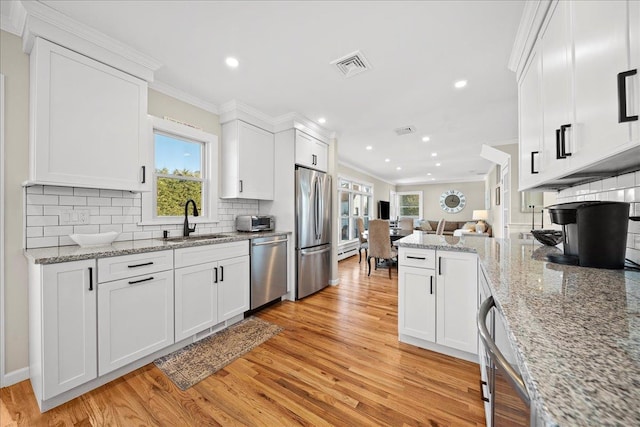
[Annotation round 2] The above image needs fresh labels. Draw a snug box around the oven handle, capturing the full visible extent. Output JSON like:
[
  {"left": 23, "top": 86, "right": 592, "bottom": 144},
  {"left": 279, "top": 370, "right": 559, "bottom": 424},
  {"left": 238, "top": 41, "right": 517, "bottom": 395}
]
[{"left": 477, "top": 296, "right": 530, "bottom": 404}]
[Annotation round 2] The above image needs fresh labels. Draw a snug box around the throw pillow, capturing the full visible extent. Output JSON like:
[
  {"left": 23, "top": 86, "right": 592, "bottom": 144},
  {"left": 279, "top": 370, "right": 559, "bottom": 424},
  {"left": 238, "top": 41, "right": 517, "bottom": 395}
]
[
  {"left": 419, "top": 220, "right": 433, "bottom": 231},
  {"left": 463, "top": 221, "right": 476, "bottom": 231}
]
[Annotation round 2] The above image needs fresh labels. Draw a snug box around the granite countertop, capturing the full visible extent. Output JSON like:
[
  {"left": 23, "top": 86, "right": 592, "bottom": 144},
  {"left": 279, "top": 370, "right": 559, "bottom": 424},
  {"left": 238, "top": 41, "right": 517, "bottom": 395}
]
[
  {"left": 24, "top": 230, "right": 291, "bottom": 264},
  {"left": 395, "top": 232, "right": 640, "bottom": 426}
]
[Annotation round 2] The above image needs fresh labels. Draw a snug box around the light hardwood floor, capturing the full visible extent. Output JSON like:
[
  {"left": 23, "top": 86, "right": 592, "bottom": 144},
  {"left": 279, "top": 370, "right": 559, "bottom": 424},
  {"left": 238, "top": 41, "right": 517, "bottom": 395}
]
[{"left": 1, "top": 256, "right": 485, "bottom": 426}]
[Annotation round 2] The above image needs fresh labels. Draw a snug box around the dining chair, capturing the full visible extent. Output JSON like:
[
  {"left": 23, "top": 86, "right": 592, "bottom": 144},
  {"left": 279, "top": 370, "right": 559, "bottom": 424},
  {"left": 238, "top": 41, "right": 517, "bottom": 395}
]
[
  {"left": 356, "top": 217, "right": 368, "bottom": 263},
  {"left": 367, "top": 219, "right": 398, "bottom": 278},
  {"left": 398, "top": 218, "right": 413, "bottom": 231},
  {"left": 435, "top": 218, "right": 446, "bottom": 235}
]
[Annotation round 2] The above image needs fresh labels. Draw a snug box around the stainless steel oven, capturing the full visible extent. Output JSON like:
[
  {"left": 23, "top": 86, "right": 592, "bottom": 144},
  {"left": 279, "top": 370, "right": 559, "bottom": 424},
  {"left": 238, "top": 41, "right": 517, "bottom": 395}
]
[{"left": 478, "top": 296, "right": 533, "bottom": 426}]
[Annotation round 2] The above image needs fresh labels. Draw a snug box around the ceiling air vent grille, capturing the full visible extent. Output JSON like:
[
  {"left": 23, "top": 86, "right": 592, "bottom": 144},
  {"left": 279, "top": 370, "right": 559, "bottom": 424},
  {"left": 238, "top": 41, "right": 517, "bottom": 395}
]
[
  {"left": 330, "top": 50, "right": 372, "bottom": 78},
  {"left": 394, "top": 125, "right": 417, "bottom": 136}
]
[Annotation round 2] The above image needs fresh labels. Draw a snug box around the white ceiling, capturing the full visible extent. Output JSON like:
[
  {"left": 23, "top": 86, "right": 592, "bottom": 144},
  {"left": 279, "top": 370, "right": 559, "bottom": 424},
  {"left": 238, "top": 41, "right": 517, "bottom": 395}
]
[{"left": 11, "top": 0, "right": 525, "bottom": 185}]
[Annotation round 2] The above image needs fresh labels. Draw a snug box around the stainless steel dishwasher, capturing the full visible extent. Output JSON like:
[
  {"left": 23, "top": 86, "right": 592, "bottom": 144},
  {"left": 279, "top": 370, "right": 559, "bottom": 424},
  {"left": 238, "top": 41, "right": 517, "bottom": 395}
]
[{"left": 250, "top": 235, "right": 288, "bottom": 309}]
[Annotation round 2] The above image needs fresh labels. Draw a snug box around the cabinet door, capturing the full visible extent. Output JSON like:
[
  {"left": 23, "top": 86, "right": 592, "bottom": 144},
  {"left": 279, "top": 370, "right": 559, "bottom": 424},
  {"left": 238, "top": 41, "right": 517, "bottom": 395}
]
[
  {"left": 540, "top": 1, "right": 573, "bottom": 176},
  {"left": 31, "top": 38, "right": 148, "bottom": 191},
  {"left": 238, "top": 121, "right": 275, "bottom": 199},
  {"left": 98, "top": 270, "right": 174, "bottom": 375},
  {"left": 295, "top": 130, "right": 328, "bottom": 172},
  {"left": 42, "top": 260, "right": 97, "bottom": 399},
  {"left": 628, "top": 0, "right": 639, "bottom": 144},
  {"left": 436, "top": 251, "right": 478, "bottom": 354},
  {"left": 312, "top": 139, "right": 329, "bottom": 172},
  {"left": 572, "top": 0, "right": 635, "bottom": 168},
  {"left": 174, "top": 262, "right": 218, "bottom": 341},
  {"left": 518, "top": 47, "right": 543, "bottom": 190},
  {"left": 398, "top": 265, "right": 436, "bottom": 342},
  {"left": 218, "top": 255, "right": 250, "bottom": 321}
]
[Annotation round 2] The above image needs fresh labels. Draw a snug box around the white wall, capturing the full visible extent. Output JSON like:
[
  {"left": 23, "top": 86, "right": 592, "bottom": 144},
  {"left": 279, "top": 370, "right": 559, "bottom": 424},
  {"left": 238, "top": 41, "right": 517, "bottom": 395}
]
[{"left": 396, "top": 181, "right": 486, "bottom": 222}]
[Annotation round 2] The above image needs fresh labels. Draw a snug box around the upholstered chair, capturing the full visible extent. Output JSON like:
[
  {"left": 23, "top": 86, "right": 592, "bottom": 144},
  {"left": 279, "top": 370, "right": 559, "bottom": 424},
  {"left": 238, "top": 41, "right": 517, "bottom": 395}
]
[
  {"left": 357, "top": 217, "right": 368, "bottom": 263},
  {"left": 435, "top": 218, "right": 446, "bottom": 235},
  {"left": 398, "top": 218, "right": 414, "bottom": 231},
  {"left": 367, "top": 219, "right": 398, "bottom": 278}
]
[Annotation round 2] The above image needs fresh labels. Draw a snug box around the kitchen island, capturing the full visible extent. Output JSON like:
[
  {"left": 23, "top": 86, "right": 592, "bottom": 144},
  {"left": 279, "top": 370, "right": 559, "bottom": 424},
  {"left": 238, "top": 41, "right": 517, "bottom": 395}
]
[{"left": 395, "top": 232, "right": 640, "bottom": 426}]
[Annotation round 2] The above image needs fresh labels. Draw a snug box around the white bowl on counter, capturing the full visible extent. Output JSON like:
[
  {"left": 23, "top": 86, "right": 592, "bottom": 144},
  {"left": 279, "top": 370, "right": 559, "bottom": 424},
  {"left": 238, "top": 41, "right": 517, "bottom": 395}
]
[{"left": 69, "top": 231, "right": 120, "bottom": 248}]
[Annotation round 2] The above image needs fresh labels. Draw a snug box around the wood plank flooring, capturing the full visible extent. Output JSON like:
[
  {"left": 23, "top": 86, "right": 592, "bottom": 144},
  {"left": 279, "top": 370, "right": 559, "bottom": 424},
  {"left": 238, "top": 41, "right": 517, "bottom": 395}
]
[{"left": 1, "top": 256, "right": 485, "bottom": 426}]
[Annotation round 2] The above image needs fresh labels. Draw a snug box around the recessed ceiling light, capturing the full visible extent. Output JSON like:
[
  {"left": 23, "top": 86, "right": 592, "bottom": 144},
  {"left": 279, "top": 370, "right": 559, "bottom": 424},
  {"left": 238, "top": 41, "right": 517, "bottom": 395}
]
[
  {"left": 454, "top": 79, "right": 467, "bottom": 89},
  {"left": 427, "top": 172, "right": 431, "bottom": 176},
  {"left": 366, "top": 145, "right": 373, "bottom": 150},
  {"left": 436, "top": 163, "right": 441, "bottom": 167},
  {"left": 225, "top": 57, "right": 239, "bottom": 68},
  {"left": 422, "top": 136, "right": 430, "bottom": 142},
  {"left": 318, "top": 117, "right": 326, "bottom": 124},
  {"left": 396, "top": 166, "right": 402, "bottom": 170},
  {"left": 385, "top": 158, "right": 390, "bottom": 162},
  {"left": 431, "top": 178, "right": 435, "bottom": 181},
  {"left": 431, "top": 152, "right": 438, "bottom": 157}
]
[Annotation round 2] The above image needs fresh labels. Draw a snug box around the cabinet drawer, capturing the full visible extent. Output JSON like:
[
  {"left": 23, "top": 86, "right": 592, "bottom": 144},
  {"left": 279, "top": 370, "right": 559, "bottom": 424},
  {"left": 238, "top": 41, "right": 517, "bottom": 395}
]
[
  {"left": 398, "top": 247, "right": 436, "bottom": 269},
  {"left": 98, "top": 250, "right": 173, "bottom": 283},
  {"left": 174, "top": 240, "right": 249, "bottom": 268}
]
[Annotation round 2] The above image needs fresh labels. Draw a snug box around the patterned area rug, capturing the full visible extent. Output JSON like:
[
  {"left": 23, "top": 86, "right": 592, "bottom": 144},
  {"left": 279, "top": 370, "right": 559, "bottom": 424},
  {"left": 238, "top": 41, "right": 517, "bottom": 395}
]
[{"left": 154, "top": 317, "right": 283, "bottom": 390}]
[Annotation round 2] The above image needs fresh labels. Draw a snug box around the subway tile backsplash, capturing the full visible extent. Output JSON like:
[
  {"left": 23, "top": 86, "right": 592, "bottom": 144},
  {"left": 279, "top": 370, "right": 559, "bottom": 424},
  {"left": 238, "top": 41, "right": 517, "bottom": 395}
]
[
  {"left": 556, "top": 170, "right": 640, "bottom": 265},
  {"left": 25, "top": 185, "right": 259, "bottom": 249}
]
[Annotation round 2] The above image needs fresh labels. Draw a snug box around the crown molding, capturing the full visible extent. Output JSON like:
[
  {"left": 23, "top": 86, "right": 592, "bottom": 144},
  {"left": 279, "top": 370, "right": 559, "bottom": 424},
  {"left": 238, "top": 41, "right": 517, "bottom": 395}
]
[
  {"left": 395, "top": 175, "right": 487, "bottom": 187},
  {"left": 337, "top": 159, "right": 397, "bottom": 186},
  {"left": 0, "top": 0, "right": 26, "bottom": 36},
  {"left": 273, "top": 113, "right": 335, "bottom": 143},
  {"left": 20, "top": 0, "right": 161, "bottom": 81},
  {"left": 149, "top": 80, "right": 219, "bottom": 115},
  {"left": 508, "top": 0, "right": 551, "bottom": 78}
]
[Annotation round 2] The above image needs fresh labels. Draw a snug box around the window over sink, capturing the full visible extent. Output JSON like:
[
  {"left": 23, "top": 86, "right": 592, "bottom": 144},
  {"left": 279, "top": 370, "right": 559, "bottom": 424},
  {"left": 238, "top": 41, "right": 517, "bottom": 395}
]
[{"left": 141, "top": 117, "right": 218, "bottom": 225}]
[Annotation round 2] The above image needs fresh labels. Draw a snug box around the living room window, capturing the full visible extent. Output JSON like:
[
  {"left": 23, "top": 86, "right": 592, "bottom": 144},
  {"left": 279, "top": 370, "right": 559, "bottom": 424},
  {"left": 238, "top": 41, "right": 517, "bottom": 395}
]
[
  {"left": 396, "top": 191, "right": 423, "bottom": 219},
  {"left": 141, "top": 117, "right": 218, "bottom": 224},
  {"left": 338, "top": 177, "right": 373, "bottom": 243}
]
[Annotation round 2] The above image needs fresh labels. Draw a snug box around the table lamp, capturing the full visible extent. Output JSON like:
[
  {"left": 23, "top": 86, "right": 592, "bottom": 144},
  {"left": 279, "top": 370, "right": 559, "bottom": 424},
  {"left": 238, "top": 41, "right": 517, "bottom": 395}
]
[{"left": 472, "top": 210, "right": 488, "bottom": 233}]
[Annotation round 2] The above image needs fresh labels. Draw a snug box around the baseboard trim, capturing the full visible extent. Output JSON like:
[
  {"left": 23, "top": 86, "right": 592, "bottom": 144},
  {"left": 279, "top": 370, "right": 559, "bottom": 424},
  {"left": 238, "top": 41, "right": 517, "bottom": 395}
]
[
  {"left": 2, "top": 367, "right": 29, "bottom": 388},
  {"left": 329, "top": 278, "right": 339, "bottom": 286}
]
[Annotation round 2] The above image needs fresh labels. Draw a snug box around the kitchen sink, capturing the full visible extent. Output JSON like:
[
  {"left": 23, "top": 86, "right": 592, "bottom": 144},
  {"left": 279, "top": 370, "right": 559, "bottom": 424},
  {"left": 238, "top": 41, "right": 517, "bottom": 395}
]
[{"left": 161, "top": 233, "right": 229, "bottom": 243}]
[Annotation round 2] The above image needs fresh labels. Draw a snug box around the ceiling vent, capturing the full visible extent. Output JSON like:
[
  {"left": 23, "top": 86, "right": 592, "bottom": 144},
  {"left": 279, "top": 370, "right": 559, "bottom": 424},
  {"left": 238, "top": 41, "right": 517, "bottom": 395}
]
[
  {"left": 394, "top": 125, "right": 417, "bottom": 136},
  {"left": 330, "top": 50, "right": 372, "bottom": 78}
]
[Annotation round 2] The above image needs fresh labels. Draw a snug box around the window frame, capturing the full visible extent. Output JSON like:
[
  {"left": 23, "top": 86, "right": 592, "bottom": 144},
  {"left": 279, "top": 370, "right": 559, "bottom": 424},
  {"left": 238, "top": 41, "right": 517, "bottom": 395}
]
[
  {"left": 395, "top": 191, "right": 423, "bottom": 219},
  {"left": 141, "top": 116, "right": 218, "bottom": 225},
  {"left": 338, "top": 175, "right": 374, "bottom": 243}
]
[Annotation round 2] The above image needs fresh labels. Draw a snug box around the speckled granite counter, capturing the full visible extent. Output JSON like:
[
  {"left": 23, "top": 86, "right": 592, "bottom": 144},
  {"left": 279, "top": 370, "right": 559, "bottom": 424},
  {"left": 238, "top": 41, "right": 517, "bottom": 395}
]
[
  {"left": 395, "top": 233, "right": 640, "bottom": 426},
  {"left": 24, "top": 231, "right": 291, "bottom": 264}
]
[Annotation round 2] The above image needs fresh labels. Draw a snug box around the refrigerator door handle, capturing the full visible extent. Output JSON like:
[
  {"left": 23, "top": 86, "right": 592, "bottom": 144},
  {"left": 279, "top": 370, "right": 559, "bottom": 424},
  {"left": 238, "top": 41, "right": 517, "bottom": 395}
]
[
  {"left": 300, "top": 245, "right": 332, "bottom": 256},
  {"left": 317, "top": 177, "right": 324, "bottom": 239},
  {"left": 314, "top": 177, "right": 320, "bottom": 240}
]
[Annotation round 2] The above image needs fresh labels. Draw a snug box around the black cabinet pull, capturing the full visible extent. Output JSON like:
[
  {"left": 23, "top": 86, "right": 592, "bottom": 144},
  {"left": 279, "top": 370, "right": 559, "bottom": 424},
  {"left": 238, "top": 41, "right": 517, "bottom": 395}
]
[
  {"left": 141, "top": 166, "right": 146, "bottom": 184},
  {"left": 430, "top": 276, "right": 433, "bottom": 295},
  {"left": 480, "top": 380, "right": 490, "bottom": 402},
  {"left": 88, "top": 267, "right": 93, "bottom": 291},
  {"left": 128, "top": 261, "right": 154, "bottom": 268},
  {"left": 555, "top": 128, "right": 563, "bottom": 159},
  {"left": 560, "top": 124, "right": 572, "bottom": 157},
  {"left": 407, "top": 256, "right": 426, "bottom": 260},
  {"left": 128, "top": 276, "right": 154, "bottom": 285},
  {"left": 531, "top": 151, "right": 539, "bottom": 174},
  {"left": 214, "top": 267, "right": 218, "bottom": 284},
  {"left": 617, "top": 69, "right": 638, "bottom": 123},
  {"left": 438, "top": 257, "right": 442, "bottom": 275},
  {"left": 239, "top": 180, "right": 243, "bottom": 193},
  {"left": 220, "top": 266, "right": 224, "bottom": 282}
]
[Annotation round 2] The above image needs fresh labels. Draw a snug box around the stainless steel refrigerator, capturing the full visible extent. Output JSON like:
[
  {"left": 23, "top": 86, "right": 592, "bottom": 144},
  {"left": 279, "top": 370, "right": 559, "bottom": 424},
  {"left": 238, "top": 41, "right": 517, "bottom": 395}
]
[{"left": 295, "top": 166, "right": 332, "bottom": 299}]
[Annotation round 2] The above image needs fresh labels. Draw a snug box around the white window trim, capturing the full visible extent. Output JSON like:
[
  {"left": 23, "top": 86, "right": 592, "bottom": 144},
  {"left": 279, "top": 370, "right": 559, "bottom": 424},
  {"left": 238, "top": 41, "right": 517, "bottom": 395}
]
[
  {"left": 395, "top": 191, "right": 423, "bottom": 219},
  {"left": 141, "top": 116, "right": 219, "bottom": 225},
  {"left": 337, "top": 174, "right": 374, "bottom": 244}
]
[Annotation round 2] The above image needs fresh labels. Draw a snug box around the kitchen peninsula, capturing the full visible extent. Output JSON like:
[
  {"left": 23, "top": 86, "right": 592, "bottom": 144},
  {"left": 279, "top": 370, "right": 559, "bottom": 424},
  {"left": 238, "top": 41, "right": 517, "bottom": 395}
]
[{"left": 395, "top": 232, "right": 640, "bottom": 426}]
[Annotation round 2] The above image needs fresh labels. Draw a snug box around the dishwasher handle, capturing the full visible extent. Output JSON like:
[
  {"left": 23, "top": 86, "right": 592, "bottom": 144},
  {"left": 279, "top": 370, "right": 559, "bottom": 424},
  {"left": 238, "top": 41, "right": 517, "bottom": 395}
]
[
  {"left": 252, "top": 238, "right": 287, "bottom": 247},
  {"left": 477, "top": 296, "right": 530, "bottom": 404}
]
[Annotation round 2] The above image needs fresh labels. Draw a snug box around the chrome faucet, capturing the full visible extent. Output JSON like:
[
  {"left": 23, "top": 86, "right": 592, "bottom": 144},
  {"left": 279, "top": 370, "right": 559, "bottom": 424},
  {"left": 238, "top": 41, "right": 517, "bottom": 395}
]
[{"left": 183, "top": 199, "right": 199, "bottom": 237}]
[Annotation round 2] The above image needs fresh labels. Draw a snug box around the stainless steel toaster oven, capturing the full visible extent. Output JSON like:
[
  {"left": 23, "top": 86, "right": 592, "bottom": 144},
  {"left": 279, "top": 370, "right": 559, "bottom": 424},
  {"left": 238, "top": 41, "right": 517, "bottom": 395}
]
[{"left": 236, "top": 215, "right": 275, "bottom": 232}]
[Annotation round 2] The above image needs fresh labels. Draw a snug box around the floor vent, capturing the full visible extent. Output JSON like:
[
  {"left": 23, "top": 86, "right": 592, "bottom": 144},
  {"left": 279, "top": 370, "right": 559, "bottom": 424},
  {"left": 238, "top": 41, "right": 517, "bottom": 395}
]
[
  {"left": 394, "top": 125, "right": 417, "bottom": 136},
  {"left": 331, "top": 50, "right": 372, "bottom": 78}
]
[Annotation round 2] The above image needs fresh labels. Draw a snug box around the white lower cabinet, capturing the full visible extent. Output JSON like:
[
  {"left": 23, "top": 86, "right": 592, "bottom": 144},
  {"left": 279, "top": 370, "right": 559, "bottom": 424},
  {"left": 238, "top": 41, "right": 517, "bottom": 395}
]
[
  {"left": 97, "top": 270, "right": 174, "bottom": 375},
  {"left": 30, "top": 260, "right": 98, "bottom": 401},
  {"left": 174, "top": 241, "right": 250, "bottom": 341},
  {"left": 398, "top": 247, "right": 478, "bottom": 357}
]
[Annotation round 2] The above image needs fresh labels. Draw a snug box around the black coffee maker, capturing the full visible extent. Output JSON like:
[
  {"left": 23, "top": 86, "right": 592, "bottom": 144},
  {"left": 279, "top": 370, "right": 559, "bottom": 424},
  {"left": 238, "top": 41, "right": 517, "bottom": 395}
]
[{"left": 546, "top": 201, "right": 629, "bottom": 269}]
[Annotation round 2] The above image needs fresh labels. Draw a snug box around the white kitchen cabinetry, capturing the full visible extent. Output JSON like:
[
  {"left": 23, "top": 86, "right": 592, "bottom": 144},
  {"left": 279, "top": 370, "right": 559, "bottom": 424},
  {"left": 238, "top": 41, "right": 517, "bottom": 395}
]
[
  {"left": 398, "top": 247, "right": 478, "bottom": 358},
  {"left": 29, "top": 260, "right": 97, "bottom": 403},
  {"left": 518, "top": 46, "right": 543, "bottom": 190},
  {"left": 174, "top": 241, "right": 249, "bottom": 341},
  {"left": 295, "top": 130, "right": 328, "bottom": 172},
  {"left": 97, "top": 252, "right": 174, "bottom": 375},
  {"left": 30, "top": 37, "right": 149, "bottom": 191},
  {"left": 221, "top": 120, "right": 274, "bottom": 200}
]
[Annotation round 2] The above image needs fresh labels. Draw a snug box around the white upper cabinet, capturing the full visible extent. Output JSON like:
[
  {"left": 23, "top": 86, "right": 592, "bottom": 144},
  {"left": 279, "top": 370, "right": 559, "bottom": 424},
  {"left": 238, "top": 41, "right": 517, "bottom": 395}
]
[
  {"left": 515, "top": 0, "right": 640, "bottom": 191},
  {"left": 221, "top": 120, "right": 275, "bottom": 200},
  {"left": 30, "top": 38, "right": 149, "bottom": 191},
  {"left": 295, "top": 130, "right": 328, "bottom": 172}
]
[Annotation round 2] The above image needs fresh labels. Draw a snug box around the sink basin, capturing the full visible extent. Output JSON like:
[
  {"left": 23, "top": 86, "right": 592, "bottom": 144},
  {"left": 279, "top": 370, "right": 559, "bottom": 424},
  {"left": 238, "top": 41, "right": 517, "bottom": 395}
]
[{"left": 161, "top": 234, "right": 228, "bottom": 243}]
